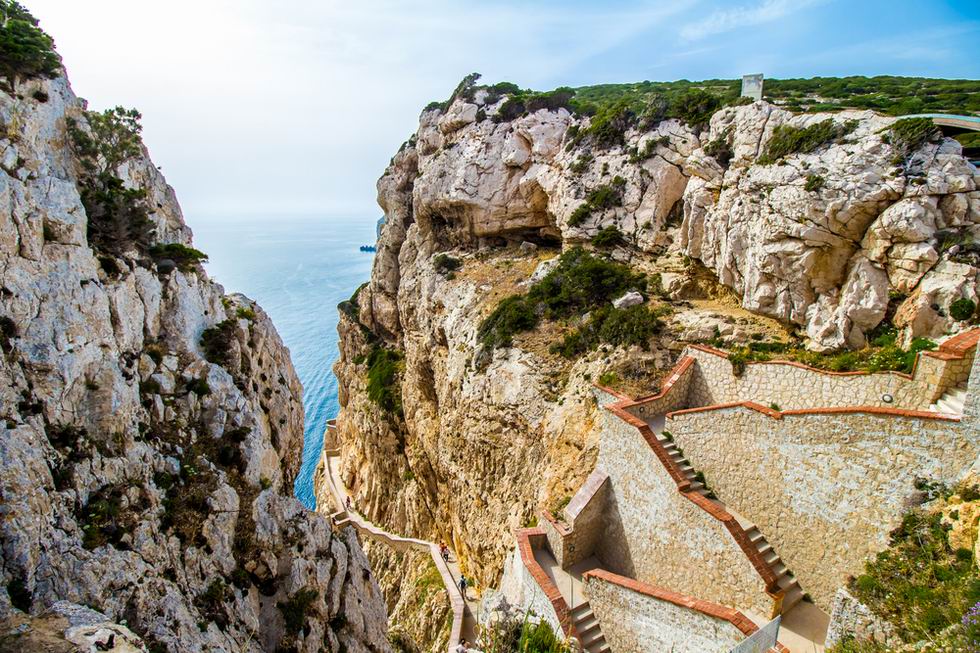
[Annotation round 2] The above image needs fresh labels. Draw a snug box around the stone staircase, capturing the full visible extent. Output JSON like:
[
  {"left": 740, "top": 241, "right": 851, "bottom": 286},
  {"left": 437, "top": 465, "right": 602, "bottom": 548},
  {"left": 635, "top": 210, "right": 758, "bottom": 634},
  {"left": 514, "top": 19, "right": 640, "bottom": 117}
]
[
  {"left": 569, "top": 602, "right": 610, "bottom": 653},
  {"left": 929, "top": 385, "right": 968, "bottom": 415},
  {"left": 658, "top": 434, "right": 805, "bottom": 612}
]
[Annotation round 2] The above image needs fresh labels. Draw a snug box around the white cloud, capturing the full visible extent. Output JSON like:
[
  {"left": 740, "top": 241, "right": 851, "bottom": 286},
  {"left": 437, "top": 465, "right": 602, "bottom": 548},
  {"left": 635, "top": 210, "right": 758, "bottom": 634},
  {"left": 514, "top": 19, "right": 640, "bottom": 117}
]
[{"left": 679, "top": 0, "right": 825, "bottom": 41}]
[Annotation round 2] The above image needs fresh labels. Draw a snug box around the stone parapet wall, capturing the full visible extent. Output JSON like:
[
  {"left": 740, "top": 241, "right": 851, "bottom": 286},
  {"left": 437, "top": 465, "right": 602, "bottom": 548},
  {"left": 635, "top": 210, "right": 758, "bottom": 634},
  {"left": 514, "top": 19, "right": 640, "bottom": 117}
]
[
  {"left": 541, "top": 470, "right": 609, "bottom": 570},
  {"left": 685, "top": 338, "right": 977, "bottom": 412},
  {"left": 497, "top": 540, "right": 565, "bottom": 636},
  {"left": 665, "top": 404, "right": 976, "bottom": 611},
  {"left": 595, "top": 407, "right": 775, "bottom": 617},
  {"left": 583, "top": 569, "right": 757, "bottom": 653},
  {"left": 514, "top": 528, "right": 573, "bottom": 635},
  {"left": 618, "top": 356, "right": 697, "bottom": 423}
]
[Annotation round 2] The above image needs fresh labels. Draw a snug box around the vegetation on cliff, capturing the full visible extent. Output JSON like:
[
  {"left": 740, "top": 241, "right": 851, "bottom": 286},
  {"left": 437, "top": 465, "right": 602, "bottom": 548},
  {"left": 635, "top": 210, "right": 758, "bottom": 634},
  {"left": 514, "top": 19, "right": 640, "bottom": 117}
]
[
  {"left": 68, "top": 106, "right": 156, "bottom": 258},
  {"left": 478, "top": 248, "right": 656, "bottom": 358},
  {"left": 0, "top": 0, "right": 60, "bottom": 93},
  {"left": 831, "top": 482, "right": 980, "bottom": 652}
]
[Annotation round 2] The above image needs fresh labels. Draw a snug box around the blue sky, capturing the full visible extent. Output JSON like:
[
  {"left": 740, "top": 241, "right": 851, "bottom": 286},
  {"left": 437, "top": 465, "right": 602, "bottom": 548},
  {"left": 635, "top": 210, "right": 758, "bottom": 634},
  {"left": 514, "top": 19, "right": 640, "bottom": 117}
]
[{"left": 25, "top": 0, "right": 980, "bottom": 220}]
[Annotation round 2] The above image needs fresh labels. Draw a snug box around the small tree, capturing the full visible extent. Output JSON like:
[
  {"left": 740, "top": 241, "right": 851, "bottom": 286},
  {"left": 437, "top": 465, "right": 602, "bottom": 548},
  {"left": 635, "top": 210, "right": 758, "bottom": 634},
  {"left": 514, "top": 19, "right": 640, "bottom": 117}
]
[
  {"left": 68, "top": 107, "right": 155, "bottom": 257},
  {"left": 0, "top": 1, "right": 60, "bottom": 93}
]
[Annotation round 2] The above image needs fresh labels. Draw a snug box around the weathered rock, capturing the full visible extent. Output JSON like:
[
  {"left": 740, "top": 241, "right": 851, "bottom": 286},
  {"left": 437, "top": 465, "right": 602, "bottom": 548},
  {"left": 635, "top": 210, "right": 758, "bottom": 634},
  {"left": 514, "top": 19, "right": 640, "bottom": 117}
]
[
  {"left": 0, "top": 70, "right": 390, "bottom": 651},
  {"left": 612, "top": 291, "right": 644, "bottom": 309}
]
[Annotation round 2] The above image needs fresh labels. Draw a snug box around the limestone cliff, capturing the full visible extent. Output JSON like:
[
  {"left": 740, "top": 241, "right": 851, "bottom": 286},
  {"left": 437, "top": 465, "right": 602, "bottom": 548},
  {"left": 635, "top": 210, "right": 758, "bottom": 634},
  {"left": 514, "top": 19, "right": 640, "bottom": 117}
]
[
  {"left": 329, "top": 80, "right": 979, "bottom": 640},
  {"left": 0, "top": 62, "right": 390, "bottom": 652}
]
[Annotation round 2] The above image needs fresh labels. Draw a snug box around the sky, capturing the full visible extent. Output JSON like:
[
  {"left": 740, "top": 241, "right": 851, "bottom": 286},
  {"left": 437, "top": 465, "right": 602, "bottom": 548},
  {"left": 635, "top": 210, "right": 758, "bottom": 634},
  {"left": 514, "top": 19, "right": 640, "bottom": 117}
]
[{"left": 26, "top": 0, "right": 980, "bottom": 221}]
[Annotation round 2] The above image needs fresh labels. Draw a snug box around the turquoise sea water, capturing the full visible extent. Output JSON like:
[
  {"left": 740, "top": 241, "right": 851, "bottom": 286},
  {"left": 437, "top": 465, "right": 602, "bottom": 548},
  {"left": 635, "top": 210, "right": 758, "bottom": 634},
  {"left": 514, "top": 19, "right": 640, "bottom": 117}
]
[{"left": 192, "top": 214, "right": 376, "bottom": 508}]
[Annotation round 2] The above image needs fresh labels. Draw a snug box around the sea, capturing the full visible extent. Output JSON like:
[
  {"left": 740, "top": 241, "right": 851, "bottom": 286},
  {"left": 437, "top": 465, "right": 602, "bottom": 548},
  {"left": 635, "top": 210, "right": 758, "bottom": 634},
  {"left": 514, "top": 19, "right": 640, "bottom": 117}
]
[{"left": 192, "top": 214, "right": 377, "bottom": 509}]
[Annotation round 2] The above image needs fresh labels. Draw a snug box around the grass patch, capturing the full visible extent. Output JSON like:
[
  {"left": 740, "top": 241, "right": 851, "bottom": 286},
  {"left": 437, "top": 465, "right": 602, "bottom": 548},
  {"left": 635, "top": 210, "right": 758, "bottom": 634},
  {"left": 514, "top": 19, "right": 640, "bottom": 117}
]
[
  {"left": 758, "top": 119, "right": 857, "bottom": 165},
  {"left": 713, "top": 326, "right": 935, "bottom": 375},
  {"left": 434, "top": 253, "right": 462, "bottom": 276},
  {"left": 277, "top": 587, "right": 319, "bottom": 635},
  {"left": 804, "top": 174, "right": 825, "bottom": 192},
  {"left": 550, "top": 304, "right": 663, "bottom": 358}
]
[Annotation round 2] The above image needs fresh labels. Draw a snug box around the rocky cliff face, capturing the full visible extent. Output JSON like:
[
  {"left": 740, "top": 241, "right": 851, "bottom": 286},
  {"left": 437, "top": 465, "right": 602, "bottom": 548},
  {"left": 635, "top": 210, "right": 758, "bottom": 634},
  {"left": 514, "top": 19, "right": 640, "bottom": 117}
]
[
  {"left": 329, "top": 80, "right": 979, "bottom": 618},
  {"left": 0, "top": 70, "right": 390, "bottom": 651}
]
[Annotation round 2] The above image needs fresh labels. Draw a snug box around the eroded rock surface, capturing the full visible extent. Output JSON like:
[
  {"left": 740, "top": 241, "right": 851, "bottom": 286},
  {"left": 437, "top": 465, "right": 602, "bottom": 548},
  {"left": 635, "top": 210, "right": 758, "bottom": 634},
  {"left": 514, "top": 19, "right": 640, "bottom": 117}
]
[{"left": 0, "top": 71, "right": 390, "bottom": 652}]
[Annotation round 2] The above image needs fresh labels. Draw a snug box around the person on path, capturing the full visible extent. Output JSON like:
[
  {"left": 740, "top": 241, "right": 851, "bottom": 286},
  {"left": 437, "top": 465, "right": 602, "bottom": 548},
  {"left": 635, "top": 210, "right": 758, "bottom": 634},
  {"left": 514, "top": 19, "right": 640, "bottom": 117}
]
[
  {"left": 440, "top": 542, "right": 449, "bottom": 563},
  {"left": 458, "top": 574, "right": 467, "bottom": 599},
  {"left": 345, "top": 495, "right": 351, "bottom": 511}
]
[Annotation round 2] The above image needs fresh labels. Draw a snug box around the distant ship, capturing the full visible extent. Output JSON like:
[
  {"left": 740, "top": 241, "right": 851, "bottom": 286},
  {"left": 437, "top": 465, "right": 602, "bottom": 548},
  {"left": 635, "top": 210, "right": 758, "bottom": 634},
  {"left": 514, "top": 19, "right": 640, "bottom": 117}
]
[{"left": 359, "top": 245, "right": 376, "bottom": 252}]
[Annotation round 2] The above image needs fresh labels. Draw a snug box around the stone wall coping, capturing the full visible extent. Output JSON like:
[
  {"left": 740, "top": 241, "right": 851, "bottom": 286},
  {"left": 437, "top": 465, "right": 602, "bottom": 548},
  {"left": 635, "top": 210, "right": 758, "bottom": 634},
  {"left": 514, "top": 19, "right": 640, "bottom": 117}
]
[
  {"left": 516, "top": 527, "right": 575, "bottom": 637},
  {"left": 604, "top": 403, "right": 784, "bottom": 595},
  {"left": 665, "top": 401, "right": 961, "bottom": 422},
  {"left": 564, "top": 469, "right": 609, "bottom": 522}
]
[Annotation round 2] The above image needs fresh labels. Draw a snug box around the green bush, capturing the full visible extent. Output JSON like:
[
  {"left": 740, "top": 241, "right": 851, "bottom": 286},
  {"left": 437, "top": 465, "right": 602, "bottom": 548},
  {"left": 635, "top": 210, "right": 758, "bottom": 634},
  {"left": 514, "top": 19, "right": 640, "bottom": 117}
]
[
  {"left": 433, "top": 253, "right": 461, "bottom": 275},
  {"left": 200, "top": 320, "right": 236, "bottom": 367},
  {"left": 703, "top": 129, "right": 733, "bottom": 166},
  {"left": 479, "top": 248, "right": 645, "bottom": 352},
  {"left": 551, "top": 305, "right": 660, "bottom": 358},
  {"left": 149, "top": 243, "right": 208, "bottom": 272},
  {"left": 669, "top": 88, "right": 721, "bottom": 129},
  {"left": 0, "top": 1, "right": 60, "bottom": 93},
  {"left": 758, "top": 119, "right": 856, "bottom": 165},
  {"left": 277, "top": 588, "right": 319, "bottom": 635},
  {"left": 585, "top": 98, "right": 635, "bottom": 148},
  {"left": 884, "top": 118, "right": 941, "bottom": 165},
  {"left": 804, "top": 174, "right": 825, "bottom": 192},
  {"left": 477, "top": 296, "right": 538, "bottom": 349},
  {"left": 950, "top": 298, "right": 976, "bottom": 322},
  {"left": 591, "top": 226, "right": 625, "bottom": 248},
  {"left": 849, "top": 508, "right": 980, "bottom": 644},
  {"left": 366, "top": 346, "right": 403, "bottom": 414},
  {"left": 567, "top": 179, "right": 625, "bottom": 227}
]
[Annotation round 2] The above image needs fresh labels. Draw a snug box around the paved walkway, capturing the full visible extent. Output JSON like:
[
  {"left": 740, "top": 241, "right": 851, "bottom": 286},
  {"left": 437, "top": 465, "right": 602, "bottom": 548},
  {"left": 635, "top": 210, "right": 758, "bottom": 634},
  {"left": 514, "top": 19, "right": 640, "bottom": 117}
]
[{"left": 320, "top": 450, "right": 477, "bottom": 650}]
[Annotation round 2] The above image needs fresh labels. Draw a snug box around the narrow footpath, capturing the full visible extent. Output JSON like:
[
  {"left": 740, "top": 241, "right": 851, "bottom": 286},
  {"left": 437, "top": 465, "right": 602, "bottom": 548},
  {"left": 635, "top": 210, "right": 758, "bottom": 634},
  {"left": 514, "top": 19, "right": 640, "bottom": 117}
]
[{"left": 319, "top": 448, "right": 478, "bottom": 650}]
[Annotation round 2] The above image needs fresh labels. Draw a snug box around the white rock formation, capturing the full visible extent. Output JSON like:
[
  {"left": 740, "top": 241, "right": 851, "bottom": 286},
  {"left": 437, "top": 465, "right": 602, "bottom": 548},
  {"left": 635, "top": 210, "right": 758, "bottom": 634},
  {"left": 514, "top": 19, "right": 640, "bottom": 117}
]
[{"left": 0, "top": 69, "right": 390, "bottom": 651}]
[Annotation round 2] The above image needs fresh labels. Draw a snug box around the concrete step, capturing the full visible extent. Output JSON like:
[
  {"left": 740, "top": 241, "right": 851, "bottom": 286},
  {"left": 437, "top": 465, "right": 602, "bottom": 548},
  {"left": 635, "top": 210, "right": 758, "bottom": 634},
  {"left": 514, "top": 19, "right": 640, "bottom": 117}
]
[
  {"left": 587, "top": 644, "right": 610, "bottom": 653},
  {"left": 782, "top": 585, "right": 805, "bottom": 611},
  {"left": 569, "top": 603, "right": 593, "bottom": 619},
  {"left": 573, "top": 611, "right": 598, "bottom": 629},
  {"left": 581, "top": 629, "right": 606, "bottom": 648}
]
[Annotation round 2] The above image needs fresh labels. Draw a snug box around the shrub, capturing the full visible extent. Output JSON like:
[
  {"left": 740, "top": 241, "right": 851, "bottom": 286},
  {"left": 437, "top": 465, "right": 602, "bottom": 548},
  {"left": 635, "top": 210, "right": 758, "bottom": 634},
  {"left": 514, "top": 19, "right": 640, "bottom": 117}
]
[
  {"left": 551, "top": 305, "right": 660, "bottom": 358},
  {"left": 277, "top": 588, "right": 319, "bottom": 635},
  {"left": 339, "top": 282, "right": 368, "bottom": 320},
  {"left": 950, "top": 298, "right": 976, "bottom": 322},
  {"left": 703, "top": 129, "right": 733, "bottom": 167},
  {"left": 186, "top": 378, "right": 211, "bottom": 396},
  {"left": 566, "top": 180, "right": 625, "bottom": 228},
  {"left": 884, "top": 117, "right": 941, "bottom": 165},
  {"left": 235, "top": 306, "right": 256, "bottom": 321},
  {"left": 849, "top": 508, "right": 980, "bottom": 644},
  {"left": 477, "top": 296, "right": 537, "bottom": 349},
  {"left": 149, "top": 243, "right": 208, "bottom": 272},
  {"left": 433, "top": 253, "right": 461, "bottom": 275},
  {"left": 586, "top": 98, "right": 635, "bottom": 148},
  {"left": 200, "top": 320, "right": 236, "bottom": 367},
  {"left": 0, "top": 1, "right": 60, "bottom": 93},
  {"left": 758, "top": 119, "right": 856, "bottom": 165},
  {"left": 195, "top": 579, "right": 230, "bottom": 630},
  {"left": 804, "top": 174, "right": 825, "bottom": 192},
  {"left": 479, "top": 248, "right": 645, "bottom": 352},
  {"left": 0, "top": 315, "right": 16, "bottom": 354},
  {"left": 669, "top": 88, "right": 721, "bottom": 129},
  {"left": 591, "top": 226, "right": 625, "bottom": 248},
  {"left": 366, "top": 346, "right": 403, "bottom": 414}
]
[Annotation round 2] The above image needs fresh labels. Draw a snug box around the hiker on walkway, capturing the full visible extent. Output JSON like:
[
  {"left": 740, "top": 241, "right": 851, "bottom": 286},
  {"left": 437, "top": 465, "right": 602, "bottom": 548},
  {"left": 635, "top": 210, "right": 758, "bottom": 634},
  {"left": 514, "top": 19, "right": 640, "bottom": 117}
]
[
  {"left": 439, "top": 541, "right": 449, "bottom": 563},
  {"left": 458, "top": 574, "right": 467, "bottom": 599},
  {"left": 345, "top": 495, "right": 351, "bottom": 511}
]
